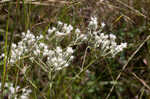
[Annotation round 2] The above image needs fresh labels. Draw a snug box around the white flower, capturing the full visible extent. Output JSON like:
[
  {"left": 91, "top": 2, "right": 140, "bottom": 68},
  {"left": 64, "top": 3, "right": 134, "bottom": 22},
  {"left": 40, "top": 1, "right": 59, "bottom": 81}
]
[
  {"left": 88, "top": 16, "right": 98, "bottom": 30},
  {"left": 12, "top": 43, "right": 17, "bottom": 49},
  {"left": 48, "top": 27, "right": 56, "bottom": 35},
  {"left": 29, "top": 57, "right": 34, "bottom": 61},
  {"left": 43, "top": 49, "right": 49, "bottom": 56},
  {"left": 39, "top": 34, "right": 43, "bottom": 39},
  {"left": 78, "top": 34, "right": 88, "bottom": 41},
  {"left": 0, "top": 53, "right": 5, "bottom": 59},
  {"left": 101, "top": 22, "right": 105, "bottom": 28},
  {"left": 58, "top": 21, "right": 63, "bottom": 26},
  {"left": 66, "top": 47, "right": 74, "bottom": 53},
  {"left": 62, "top": 24, "right": 73, "bottom": 34},
  {"left": 75, "top": 28, "right": 81, "bottom": 33},
  {"left": 56, "top": 31, "right": 65, "bottom": 36},
  {"left": 56, "top": 47, "right": 63, "bottom": 53},
  {"left": 68, "top": 25, "right": 73, "bottom": 31},
  {"left": 34, "top": 49, "right": 41, "bottom": 56},
  {"left": 121, "top": 42, "right": 127, "bottom": 48},
  {"left": 64, "top": 63, "right": 69, "bottom": 67},
  {"left": 70, "top": 56, "right": 74, "bottom": 60},
  {"left": 57, "top": 58, "right": 63, "bottom": 63},
  {"left": 20, "top": 95, "right": 28, "bottom": 99},
  {"left": 21, "top": 32, "right": 26, "bottom": 37},
  {"left": 51, "top": 57, "right": 57, "bottom": 62},
  {"left": 109, "top": 34, "right": 116, "bottom": 41},
  {"left": 39, "top": 43, "right": 45, "bottom": 48}
]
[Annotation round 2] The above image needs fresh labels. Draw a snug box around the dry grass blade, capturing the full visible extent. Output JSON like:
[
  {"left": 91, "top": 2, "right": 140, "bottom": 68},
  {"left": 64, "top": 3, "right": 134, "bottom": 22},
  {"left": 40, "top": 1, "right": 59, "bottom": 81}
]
[
  {"left": 0, "top": 0, "right": 70, "bottom": 5},
  {"left": 131, "top": 72, "right": 150, "bottom": 91},
  {"left": 116, "top": 0, "right": 147, "bottom": 18},
  {"left": 47, "top": 0, "right": 69, "bottom": 3},
  {"left": 106, "top": 35, "right": 150, "bottom": 99}
]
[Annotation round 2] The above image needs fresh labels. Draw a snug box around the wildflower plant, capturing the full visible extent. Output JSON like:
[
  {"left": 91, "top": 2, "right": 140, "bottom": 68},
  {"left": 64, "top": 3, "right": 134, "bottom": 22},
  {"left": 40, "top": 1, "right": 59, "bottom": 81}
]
[
  {"left": 0, "top": 16, "right": 127, "bottom": 75},
  {"left": 0, "top": 82, "right": 32, "bottom": 99},
  {"left": 0, "top": 16, "right": 127, "bottom": 98}
]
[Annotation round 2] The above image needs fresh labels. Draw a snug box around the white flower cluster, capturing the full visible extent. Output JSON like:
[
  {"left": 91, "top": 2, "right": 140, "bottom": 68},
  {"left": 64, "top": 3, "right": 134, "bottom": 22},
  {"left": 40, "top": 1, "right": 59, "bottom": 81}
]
[
  {"left": 88, "top": 17, "right": 127, "bottom": 57},
  {"left": 0, "top": 82, "right": 32, "bottom": 99},
  {"left": 48, "top": 21, "right": 73, "bottom": 36},
  {"left": 0, "top": 30, "right": 74, "bottom": 70},
  {"left": 47, "top": 47, "right": 74, "bottom": 71},
  {"left": 93, "top": 32, "right": 127, "bottom": 57},
  {"left": 0, "top": 30, "right": 44, "bottom": 64},
  {"left": 32, "top": 43, "right": 74, "bottom": 71},
  {"left": 73, "top": 16, "right": 127, "bottom": 57},
  {"left": 0, "top": 16, "right": 127, "bottom": 67}
]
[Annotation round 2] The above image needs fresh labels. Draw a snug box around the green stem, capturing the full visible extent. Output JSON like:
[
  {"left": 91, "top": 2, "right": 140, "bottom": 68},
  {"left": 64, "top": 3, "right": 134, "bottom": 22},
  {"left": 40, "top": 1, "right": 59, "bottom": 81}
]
[{"left": 1, "top": 12, "right": 9, "bottom": 98}]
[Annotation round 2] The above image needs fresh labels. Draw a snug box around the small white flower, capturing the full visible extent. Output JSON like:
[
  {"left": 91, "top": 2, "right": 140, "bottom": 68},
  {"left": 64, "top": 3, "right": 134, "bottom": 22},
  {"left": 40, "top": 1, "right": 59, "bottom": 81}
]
[
  {"left": 51, "top": 57, "right": 57, "bottom": 62},
  {"left": 64, "top": 63, "right": 69, "bottom": 67},
  {"left": 78, "top": 34, "right": 88, "bottom": 41},
  {"left": 43, "top": 49, "right": 49, "bottom": 56},
  {"left": 101, "top": 22, "right": 105, "bottom": 28},
  {"left": 54, "top": 62, "right": 58, "bottom": 67},
  {"left": 22, "top": 32, "right": 26, "bottom": 37},
  {"left": 56, "top": 47, "right": 63, "bottom": 53},
  {"left": 39, "top": 34, "right": 43, "bottom": 39},
  {"left": 68, "top": 25, "right": 73, "bottom": 31},
  {"left": 89, "top": 16, "right": 98, "bottom": 30},
  {"left": 33, "top": 49, "right": 41, "bottom": 56},
  {"left": 20, "top": 95, "right": 28, "bottom": 99},
  {"left": 48, "top": 27, "right": 56, "bottom": 35},
  {"left": 66, "top": 47, "right": 74, "bottom": 53},
  {"left": 0, "top": 53, "right": 5, "bottom": 59},
  {"left": 12, "top": 43, "right": 17, "bottom": 49},
  {"left": 121, "top": 42, "right": 127, "bottom": 48},
  {"left": 39, "top": 43, "right": 45, "bottom": 48},
  {"left": 9, "top": 86, "right": 15, "bottom": 94},
  {"left": 29, "top": 57, "right": 34, "bottom": 61},
  {"left": 75, "top": 28, "right": 81, "bottom": 33},
  {"left": 56, "top": 31, "right": 65, "bottom": 36},
  {"left": 70, "top": 56, "right": 74, "bottom": 60},
  {"left": 109, "top": 34, "right": 116, "bottom": 41},
  {"left": 58, "top": 58, "right": 63, "bottom": 63},
  {"left": 58, "top": 21, "right": 63, "bottom": 26}
]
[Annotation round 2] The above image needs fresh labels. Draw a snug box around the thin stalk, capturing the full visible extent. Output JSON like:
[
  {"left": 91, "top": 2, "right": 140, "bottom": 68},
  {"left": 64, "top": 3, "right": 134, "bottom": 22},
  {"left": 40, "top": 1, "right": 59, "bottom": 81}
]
[
  {"left": 14, "top": 68, "right": 19, "bottom": 97},
  {"left": 1, "top": 9, "right": 9, "bottom": 99},
  {"left": 1, "top": 3, "right": 11, "bottom": 98},
  {"left": 22, "top": 0, "right": 28, "bottom": 31}
]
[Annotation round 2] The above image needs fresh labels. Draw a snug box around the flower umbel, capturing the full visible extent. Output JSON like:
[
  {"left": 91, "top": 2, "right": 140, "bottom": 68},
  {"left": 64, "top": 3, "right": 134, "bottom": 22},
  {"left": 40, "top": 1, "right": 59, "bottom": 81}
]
[{"left": 47, "top": 47, "right": 74, "bottom": 71}]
